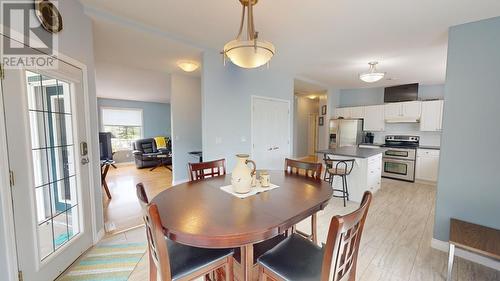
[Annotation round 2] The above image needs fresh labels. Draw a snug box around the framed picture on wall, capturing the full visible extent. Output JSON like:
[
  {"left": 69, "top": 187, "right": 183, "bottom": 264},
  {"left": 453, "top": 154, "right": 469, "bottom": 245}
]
[
  {"left": 318, "top": 116, "right": 324, "bottom": 126},
  {"left": 321, "top": 105, "right": 327, "bottom": 115}
]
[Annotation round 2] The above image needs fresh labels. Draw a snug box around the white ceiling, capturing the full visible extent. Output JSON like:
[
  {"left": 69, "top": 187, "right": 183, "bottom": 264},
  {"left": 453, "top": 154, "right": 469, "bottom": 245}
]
[
  {"left": 92, "top": 18, "right": 202, "bottom": 75},
  {"left": 82, "top": 0, "right": 500, "bottom": 90}
]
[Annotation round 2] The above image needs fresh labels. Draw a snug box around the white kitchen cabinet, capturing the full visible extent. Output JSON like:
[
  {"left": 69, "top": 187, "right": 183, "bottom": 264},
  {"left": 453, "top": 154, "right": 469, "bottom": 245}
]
[
  {"left": 349, "top": 107, "right": 365, "bottom": 118},
  {"left": 384, "top": 103, "right": 401, "bottom": 120},
  {"left": 416, "top": 149, "right": 440, "bottom": 182},
  {"left": 363, "top": 105, "right": 385, "bottom": 131},
  {"left": 325, "top": 153, "right": 383, "bottom": 202},
  {"left": 384, "top": 101, "right": 422, "bottom": 120},
  {"left": 402, "top": 101, "right": 422, "bottom": 118},
  {"left": 335, "top": 107, "right": 350, "bottom": 119},
  {"left": 420, "top": 100, "right": 444, "bottom": 131}
]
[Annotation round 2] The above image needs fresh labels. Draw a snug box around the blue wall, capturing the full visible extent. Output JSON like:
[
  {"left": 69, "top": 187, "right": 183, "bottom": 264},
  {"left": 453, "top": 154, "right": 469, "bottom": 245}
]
[
  {"left": 434, "top": 17, "right": 500, "bottom": 241},
  {"left": 97, "top": 98, "right": 171, "bottom": 138},
  {"left": 338, "top": 84, "right": 444, "bottom": 107},
  {"left": 201, "top": 50, "right": 294, "bottom": 170}
]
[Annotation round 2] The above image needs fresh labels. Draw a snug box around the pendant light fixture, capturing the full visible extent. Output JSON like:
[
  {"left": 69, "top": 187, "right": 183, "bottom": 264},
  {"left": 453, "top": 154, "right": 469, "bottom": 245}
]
[
  {"left": 222, "top": 0, "right": 275, "bottom": 69},
  {"left": 359, "top": 62, "right": 385, "bottom": 83}
]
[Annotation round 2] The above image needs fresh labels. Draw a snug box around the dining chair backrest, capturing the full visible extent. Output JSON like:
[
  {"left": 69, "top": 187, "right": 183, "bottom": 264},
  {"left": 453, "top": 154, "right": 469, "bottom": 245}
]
[
  {"left": 321, "top": 191, "right": 372, "bottom": 281},
  {"left": 147, "top": 203, "right": 172, "bottom": 281},
  {"left": 284, "top": 158, "right": 322, "bottom": 179},
  {"left": 324, "top": 157, "right": 355, "bottom": 176},
  {"left": 136, "top": 183, "right": 172, "bottom": 281},
  {"left": 188, "top": 159, "right": 226, "bottom": 181}
]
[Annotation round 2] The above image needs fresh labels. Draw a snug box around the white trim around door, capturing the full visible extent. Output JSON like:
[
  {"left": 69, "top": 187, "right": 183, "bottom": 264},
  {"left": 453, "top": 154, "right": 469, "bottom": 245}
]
[
  {"left": 0, "top": 33, "right": 101, "bottom": 281},
  {"left": 0, "top": 72, "right": 19, "bottom": 281}
]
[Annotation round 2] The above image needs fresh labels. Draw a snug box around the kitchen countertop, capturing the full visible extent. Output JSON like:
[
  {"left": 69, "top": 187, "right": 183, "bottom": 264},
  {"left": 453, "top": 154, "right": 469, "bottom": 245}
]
[
  {"left": 317, "top": 147, "right": 385, "bottom": 159},
  {"left": 359, "top": 143, "right": 384, "bottom": 146}
]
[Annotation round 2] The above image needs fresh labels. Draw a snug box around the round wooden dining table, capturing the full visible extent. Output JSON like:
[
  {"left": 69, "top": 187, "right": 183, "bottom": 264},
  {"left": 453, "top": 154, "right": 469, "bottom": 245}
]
[{"left": 150, "top": 170, "right": 333, "bottom": 281}]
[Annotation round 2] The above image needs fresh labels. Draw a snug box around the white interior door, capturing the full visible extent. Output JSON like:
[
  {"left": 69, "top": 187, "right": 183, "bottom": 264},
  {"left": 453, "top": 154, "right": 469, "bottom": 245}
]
[
  {"left": 2, "top": 59, "right": 93, "bottom": 280},
  {"left": 252, "top": 97, "right": 290, "bottom": 170}
]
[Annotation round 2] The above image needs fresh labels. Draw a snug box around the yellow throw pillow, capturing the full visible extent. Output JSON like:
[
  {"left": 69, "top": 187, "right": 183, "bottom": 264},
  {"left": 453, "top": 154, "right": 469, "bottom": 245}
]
[{"left": 154, "top": 136, "right": 166, "bottom": 149}]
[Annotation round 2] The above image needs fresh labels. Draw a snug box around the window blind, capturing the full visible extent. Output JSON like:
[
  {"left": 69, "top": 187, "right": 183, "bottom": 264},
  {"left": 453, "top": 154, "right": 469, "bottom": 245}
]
[{"left": 101, "top": 108, "right": 142, "bottom": 126}]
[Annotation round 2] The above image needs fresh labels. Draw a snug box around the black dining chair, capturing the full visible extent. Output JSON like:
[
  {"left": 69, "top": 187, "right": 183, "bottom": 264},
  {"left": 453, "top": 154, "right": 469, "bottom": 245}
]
[
  {"left": 257, "top": 191, "right": 373, "bottom": 281},
  {"left": 136, "top": 183, "right": 234, "bottom": 281}
]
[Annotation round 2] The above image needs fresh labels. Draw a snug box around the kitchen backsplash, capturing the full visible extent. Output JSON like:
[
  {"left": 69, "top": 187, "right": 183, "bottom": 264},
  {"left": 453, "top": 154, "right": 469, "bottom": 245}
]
[{"left": 368, "top": 123, "right": 442, "bottom": 146}]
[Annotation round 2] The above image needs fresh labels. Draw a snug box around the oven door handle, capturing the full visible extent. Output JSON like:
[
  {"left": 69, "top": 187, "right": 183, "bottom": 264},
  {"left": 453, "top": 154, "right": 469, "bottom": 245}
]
[{"left": 383, "top": 158, "right": 414, "bottom": 164}]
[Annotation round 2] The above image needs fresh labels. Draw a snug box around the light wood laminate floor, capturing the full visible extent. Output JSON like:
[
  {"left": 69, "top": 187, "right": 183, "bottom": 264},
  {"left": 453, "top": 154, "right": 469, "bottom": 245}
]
[
  {"left": 127, "top": 178, "right": 499, "bottom": 281},
  {"left": 103, "top": 163, "right": 172, "bottom": 234}
]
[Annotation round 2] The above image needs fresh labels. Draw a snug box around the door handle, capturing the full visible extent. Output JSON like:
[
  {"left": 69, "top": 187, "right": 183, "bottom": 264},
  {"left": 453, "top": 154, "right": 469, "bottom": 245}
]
[
  {"left": 273, "top": 146, "right": 279, "bottom": 150},
  {"left": 81, "top": 157, "right": 89, "bottom": 165}
]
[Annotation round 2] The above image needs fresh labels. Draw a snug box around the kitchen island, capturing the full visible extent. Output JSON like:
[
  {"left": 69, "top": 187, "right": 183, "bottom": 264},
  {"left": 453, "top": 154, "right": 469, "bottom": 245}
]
[{"left": 317, "top": 147, "right": 384, "bottom": 202}]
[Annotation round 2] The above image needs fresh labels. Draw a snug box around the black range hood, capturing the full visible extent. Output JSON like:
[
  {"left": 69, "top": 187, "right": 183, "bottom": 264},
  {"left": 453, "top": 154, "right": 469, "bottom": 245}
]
[{"left": 384, "top": 83, "right": 419, "bottom": 103}]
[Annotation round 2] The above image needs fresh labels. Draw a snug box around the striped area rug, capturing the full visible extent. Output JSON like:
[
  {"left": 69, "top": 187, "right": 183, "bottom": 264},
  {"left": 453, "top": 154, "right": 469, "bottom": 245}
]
[{"left": 59, "top": 242, "right": 147, "bottom": 281}]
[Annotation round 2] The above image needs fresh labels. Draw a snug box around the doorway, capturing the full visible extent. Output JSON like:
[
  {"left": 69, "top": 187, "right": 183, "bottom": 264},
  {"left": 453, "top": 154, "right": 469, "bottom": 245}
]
[
  {"left": 251, "top": 96, "right": 291, "bottom": 170},
  {"left": 1, "top": 60, "right": 94, "bottom": 280},
  {"left": 307, "top": 113, "right": 319, "bottom": 156}
]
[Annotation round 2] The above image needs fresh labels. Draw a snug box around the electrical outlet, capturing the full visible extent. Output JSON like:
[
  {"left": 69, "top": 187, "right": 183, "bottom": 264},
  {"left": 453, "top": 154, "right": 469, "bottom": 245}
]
[
  {"left": 215, "top": 137, "right": 222, "bottom": 144},
  {"left": 241, "top": 136, "right": 247, "bottom": 142}
]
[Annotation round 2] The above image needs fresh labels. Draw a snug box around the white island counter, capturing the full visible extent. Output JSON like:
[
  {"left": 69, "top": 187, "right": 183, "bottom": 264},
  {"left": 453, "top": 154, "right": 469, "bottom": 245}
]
[{"left": 317, "top": 147, "right": 384, "bottom": 203}]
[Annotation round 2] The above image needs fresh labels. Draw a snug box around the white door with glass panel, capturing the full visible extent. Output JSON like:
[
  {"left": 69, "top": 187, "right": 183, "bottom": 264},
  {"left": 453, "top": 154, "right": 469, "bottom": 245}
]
[
  {"left": 2, "top": 59, "right": 93, "bottom": 280},
  {"left": 251, "top": 97, "right": 291, "bottom": 170}
]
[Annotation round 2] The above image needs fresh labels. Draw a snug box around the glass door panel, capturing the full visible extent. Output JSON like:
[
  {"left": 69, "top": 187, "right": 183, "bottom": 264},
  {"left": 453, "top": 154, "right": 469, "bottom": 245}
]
[
  {"left": 384, "top": 161, "right": 408, "bottom": 175},
  {"left": 26, "top": 71, "right": 80, "bottom": 261}
]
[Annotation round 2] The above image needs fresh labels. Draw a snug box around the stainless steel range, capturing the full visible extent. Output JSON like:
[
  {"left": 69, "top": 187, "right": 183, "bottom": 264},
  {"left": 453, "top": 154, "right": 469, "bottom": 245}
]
[{"left": 381, "top": 135, "right": 419, "bottom": 182}]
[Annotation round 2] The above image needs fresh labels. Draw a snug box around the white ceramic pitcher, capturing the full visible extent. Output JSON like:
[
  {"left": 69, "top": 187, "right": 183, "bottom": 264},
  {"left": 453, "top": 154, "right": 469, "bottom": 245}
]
[{"left": 231, "top": 154, "right": 256, "bottom": 194}]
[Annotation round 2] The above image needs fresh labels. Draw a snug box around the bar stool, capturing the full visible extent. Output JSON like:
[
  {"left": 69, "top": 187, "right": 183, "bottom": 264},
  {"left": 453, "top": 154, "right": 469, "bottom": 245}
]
[{"left": 324, "top": 158, "right": 355, "bottom": 207}]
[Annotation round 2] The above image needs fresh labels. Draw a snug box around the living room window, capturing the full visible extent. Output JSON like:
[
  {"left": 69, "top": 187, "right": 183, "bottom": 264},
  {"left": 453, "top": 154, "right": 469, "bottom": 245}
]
[{"left": 101, "top": 107, "right": 143, "bottom": 151}]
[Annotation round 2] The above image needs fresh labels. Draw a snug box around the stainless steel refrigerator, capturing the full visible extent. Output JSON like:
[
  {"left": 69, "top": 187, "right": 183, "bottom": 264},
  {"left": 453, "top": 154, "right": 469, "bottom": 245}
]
[{"left": 328, "top": 119, "right": 364, "bottom": 149}]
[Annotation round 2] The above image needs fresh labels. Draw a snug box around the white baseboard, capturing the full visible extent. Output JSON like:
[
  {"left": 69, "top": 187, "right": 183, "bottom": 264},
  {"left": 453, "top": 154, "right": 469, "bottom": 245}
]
[
  {"left": 172, "top": 178, "right": 189, "bottom": 185},
  {"left": 94, "top": 228, "right": 105, "bottom": 244},
  {"left": 431, "top": 238, "right": 500, "bottom": 270}
]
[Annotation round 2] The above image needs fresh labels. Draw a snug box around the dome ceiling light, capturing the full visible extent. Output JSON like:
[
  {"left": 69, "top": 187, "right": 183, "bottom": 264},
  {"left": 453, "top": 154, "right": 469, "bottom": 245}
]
[
  {"left": 222, "top": 0, "right": 275, "bottom": 69},
  {"left": 359, "top": 62, "right": 385, "bottom": 83},
  {"left": 177, "top": 61, "right": 199, "bottom": 72}
]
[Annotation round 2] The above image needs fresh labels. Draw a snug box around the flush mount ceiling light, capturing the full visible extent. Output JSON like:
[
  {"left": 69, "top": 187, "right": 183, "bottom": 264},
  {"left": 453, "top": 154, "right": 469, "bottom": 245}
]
[
  {"left": 359, "top": 62, "right": 385, "bottom": 83},
  {"left": 222, "top": 0, "right": 275, "bottom": 69},
  {"left": 177, "top": 61, "right": 199, "bottom": 72}
]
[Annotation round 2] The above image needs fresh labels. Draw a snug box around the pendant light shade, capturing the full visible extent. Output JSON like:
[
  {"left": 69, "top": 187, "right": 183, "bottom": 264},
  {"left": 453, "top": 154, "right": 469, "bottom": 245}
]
[
  {"left": 359, "top": 62, "right": 385, "bottom": 83},
  {"left": 222, "top": 0, "right": 275, "bottom": 69},
  {"left": 223, "top": 39, "right": 275, "bottom": 68}
]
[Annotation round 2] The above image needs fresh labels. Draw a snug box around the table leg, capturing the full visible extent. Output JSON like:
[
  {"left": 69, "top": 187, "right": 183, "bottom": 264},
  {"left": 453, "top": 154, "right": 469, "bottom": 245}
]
[
  {"left": 241, "top": 244, "right": 253, "bottom": 281},
  {"left": 446, "top": 243, "right": 455, "bottom": 281},
  {"left": 101, "top": 164, "right": 112, "bottom": 199},
  {"left": 102, "top": 180, "right": 112, "bottom": 199}
]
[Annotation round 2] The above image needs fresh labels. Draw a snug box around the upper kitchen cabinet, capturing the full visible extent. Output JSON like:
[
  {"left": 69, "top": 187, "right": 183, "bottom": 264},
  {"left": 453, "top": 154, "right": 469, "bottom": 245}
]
[
  {"left": 335, "top": 106, "right": 364, "bottom": 119},
  {"left": 363, "top": 105, "right": 385, "bottom": 131},
  {"left": 350, "top": 107, "right": 365, "bottom": 119},
  {"left": 334, "top": 107, "right": 350, "bottom": 119},
  {"left": 384, "top": 101, "right": 421, "bottom": 122},
  {"left": 420, "top": 100, "right": 444, "bottom": 131}
]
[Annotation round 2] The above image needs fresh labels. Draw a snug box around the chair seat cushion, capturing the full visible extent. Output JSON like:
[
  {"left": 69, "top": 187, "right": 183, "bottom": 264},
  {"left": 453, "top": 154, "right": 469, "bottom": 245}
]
[
  {"left": 257, "top": 234, "right": 324, "bottom": 281},
  {"left": 166, "top": 239, "right": 233, "bottom": 281}
]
